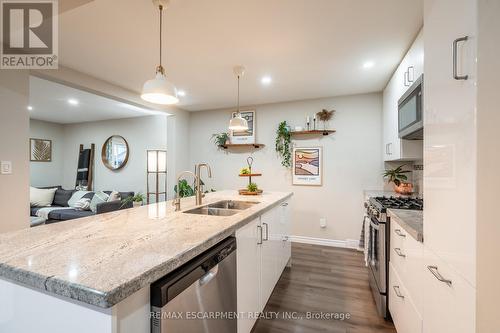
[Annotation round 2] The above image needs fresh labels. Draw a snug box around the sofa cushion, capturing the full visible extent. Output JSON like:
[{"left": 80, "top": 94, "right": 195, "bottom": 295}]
[
  {"left": 90, "top": 191, "right": 109, "bottom": 213},
  {"left": 53, "top": 189, "right": 76, "bottom": 207},
  {"left": 68, "top": 191, "right": 92, "bottom": 207},
  {"left": 30, "top": 187, "right": 58, "bottom": 207},
  {"left": 48, "top": 209, "right": 93, "bottom": 220}
]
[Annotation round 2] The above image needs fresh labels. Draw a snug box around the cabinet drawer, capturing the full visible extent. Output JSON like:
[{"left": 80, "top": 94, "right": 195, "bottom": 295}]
[
  {"left": 389, "top": 263, "right": 422, "bottom": 333},
  {"left": 390, "top": 219, "right": 424, "bottom": 315},
  {"left": 422, "top": 248, "right": 475, "bottom": 333}
]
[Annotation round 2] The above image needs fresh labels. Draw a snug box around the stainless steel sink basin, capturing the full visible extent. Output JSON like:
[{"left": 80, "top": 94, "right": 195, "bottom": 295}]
[
  {"left": 183, "top": 200, "right": 259, "bottom": 216},
  {"left": 183, "top": 207, "right": 239, "bottom": 216},
  {"left": 207, "top": 200, "right": 260, "bottom": 210}
]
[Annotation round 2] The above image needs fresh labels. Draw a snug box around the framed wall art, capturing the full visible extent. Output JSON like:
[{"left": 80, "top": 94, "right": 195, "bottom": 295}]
[
  {"left": 230, "top": 110, "right": 255, "bottom": 144},
  {"left": 292, "top": 146, "right": 322, "bottom": 186},
  {"left": 30, "top": 138, "right": 52, "bottom": 162}
]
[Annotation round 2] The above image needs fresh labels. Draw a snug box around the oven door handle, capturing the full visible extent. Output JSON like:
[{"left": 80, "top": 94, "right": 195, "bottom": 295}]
[{"left": 370, "top": 220, "right": 380, "bottom": 231}]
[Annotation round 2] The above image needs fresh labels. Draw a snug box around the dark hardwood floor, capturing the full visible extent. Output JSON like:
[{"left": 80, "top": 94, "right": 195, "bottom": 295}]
[{"left": 252, "top": 243, "right": 397, "bottom": 333}]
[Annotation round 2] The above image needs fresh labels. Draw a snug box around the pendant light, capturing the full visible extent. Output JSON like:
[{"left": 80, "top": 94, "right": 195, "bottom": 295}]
[
  {"left": 141, "top": 0, "right": 179, "bottom": 105},
  {"left": 229, "top": 66, "right": 249, "bottom": 131}
]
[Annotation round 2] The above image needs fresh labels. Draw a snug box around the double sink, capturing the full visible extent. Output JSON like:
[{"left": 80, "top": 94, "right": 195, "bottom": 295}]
[{"left": 183, "top": 200, "right": 259, "bottom": 216}]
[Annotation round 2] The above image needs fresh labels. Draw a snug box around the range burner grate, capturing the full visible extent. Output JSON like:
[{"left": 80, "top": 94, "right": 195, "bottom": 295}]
[{"left": 374, "top": 196, "right": 423, "bottom": 210}]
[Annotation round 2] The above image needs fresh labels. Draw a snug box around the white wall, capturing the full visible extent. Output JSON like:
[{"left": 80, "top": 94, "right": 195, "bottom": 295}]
[
  {"left": 0, "top": 71, "right": 30, "bottom": 232},
  {"left": 62, "top": 116, "right": 167, "bottom": 196},
  {"left": 166, "top": 111, "right": 191, "bottom": 199},
  {"left": 29, "top": 120, "right": 65, "bottom": 187},
  {"left": 188, "top": 93, "right": 384, "bottom": 241},
  {"left": 29, "top": 116, "right": 167, "bottom": 198}
]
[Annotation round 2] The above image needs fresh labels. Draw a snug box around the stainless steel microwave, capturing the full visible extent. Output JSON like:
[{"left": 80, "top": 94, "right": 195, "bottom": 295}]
[{"left": 398, "top": 74, "right": 423, "bottom": 140}]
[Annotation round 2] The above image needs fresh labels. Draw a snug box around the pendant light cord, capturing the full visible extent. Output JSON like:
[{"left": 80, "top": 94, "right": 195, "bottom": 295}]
[
  {"left": 159, "top": 5, "right": 163, "bottom": 70},
  {"left": 237, "top": 75, "right": 240, "bottom": 115}
]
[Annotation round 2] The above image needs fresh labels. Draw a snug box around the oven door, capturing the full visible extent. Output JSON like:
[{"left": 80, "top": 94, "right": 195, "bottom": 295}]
[{"left": 369, "top": 217, "right": 386, "bottom": 293}]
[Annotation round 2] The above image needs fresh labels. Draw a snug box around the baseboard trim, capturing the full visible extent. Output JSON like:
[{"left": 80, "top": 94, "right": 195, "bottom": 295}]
[{"left": 289, "top": 236, "right": 360, "bottom": 249}]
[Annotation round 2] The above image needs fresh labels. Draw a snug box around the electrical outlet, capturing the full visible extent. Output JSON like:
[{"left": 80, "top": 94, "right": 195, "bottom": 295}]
[
  {"left": 319, "top": 217, "right": 327, "bottom": 228},
  {"left": 1, "top": 161, "right": 12, "bottom": 175}
]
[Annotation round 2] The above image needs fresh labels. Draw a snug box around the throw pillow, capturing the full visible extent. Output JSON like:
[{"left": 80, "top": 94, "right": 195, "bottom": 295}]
[
  {"left": 90, "top": 191, "right": 110, "bottom": 213},
  {"left": 73, "top": 198, "right": 91, "bottom": 211},
  {"left": 30, "top": 187, "right": 58, "bottom": 207},
  {"left": 68, "top": 191, "right": 92, "bottom": 208},
  {"left": 53, "top": 189, "right": 75, "bottom": 207},
  {"left": 107, "top": 191, "right": 121, "bottom": 202}
]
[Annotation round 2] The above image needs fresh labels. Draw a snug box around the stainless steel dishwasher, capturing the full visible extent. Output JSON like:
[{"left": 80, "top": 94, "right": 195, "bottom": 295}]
[{"left": 150, "top": 237, "right": 237, "bottom": 333}]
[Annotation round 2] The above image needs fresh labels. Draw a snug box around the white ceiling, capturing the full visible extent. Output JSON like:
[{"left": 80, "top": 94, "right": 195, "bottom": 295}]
[
  {"left": 29, "top": 76, "right": 161, "bottom": 124},
  {"left": 58, "top": 0, "right": 423, "bottom": 111}
]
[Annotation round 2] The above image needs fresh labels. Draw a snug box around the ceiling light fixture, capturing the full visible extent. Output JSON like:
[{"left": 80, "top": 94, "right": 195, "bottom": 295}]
[
  {"left": 27, "top": 106, "right": 33, "bottom": 111},
  {"left": 177, "top": 90, "right": 186, "bottom": 97},
  {"left": 68, "top": 99, "right": 79, "bottom": 105},
  {"left": 228, "top": 66, "right": 249, "bottom": 131},
  {"left": 363, "top": 61, "right": 375, "bottom": 69},
  {"left": 141, "top": 0, "right": 179, "bottom": 105},
  {"left": 261, "top": 76, "right": 272, "bottom": 85}
]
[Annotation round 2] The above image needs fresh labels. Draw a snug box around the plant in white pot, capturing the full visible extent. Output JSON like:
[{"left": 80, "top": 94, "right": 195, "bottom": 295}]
[{"left": 121, "top": 193, "right": 146, "bottom": 208}]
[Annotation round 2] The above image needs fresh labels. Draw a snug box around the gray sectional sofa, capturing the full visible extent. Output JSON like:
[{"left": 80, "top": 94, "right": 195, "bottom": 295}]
[{"left": 30, "top": 186, "right": 134, "bottom": 224}]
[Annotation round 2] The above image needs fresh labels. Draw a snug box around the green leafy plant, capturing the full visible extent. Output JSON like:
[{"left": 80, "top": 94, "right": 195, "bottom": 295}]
[
  {"left": 121, "top": 193, "right": 146, "bottom": 208},
  {"left": 240, "top": 167, "right": 250, "bottom": 175},
  {"left": 174, "top": 179, "right": 195, "bottom": 198},
  {"left": 211, "top": 132, "right": 229, "bottom": 150},
  {"left": 383, "top": 165, "right": 411, "bottom": 186},
  {"left": 247, "top": 182, "right": 259, "bottom": 192},
  {"left": 275, "top": 121, "right": 292, "bottom": 168}
]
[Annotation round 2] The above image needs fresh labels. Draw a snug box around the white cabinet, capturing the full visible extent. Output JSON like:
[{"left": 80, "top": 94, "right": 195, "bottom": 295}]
[
  {"left": 236, "top": 201, "right": 292, "bottom": 333},
  {"left": 383, "top": 29, "right": 424, "bottom": 162},
  {"left": 422, "top": 248, "right": 475, "bottom": 333},
  {"left": 423, "top": 0, "right": 477, "bottom": 287},
  {"left": 423, "top": 0, "right": 478, "bottom": 331},
  {"left": 236, "top": 218, "right": 262, "bottom": 333},
  {"left": 260, "top": 208, "right": 279, "bottom": 309}
]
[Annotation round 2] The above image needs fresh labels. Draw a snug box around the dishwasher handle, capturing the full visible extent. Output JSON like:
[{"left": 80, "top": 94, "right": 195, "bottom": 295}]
[{"left": 199, "top": 265, "right": 219, "bottom": 286}]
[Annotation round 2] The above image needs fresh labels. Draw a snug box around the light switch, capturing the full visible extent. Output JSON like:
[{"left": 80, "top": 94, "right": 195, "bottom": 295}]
[{"left": 1, "top": 161, "right": 12, "bottom": 174}]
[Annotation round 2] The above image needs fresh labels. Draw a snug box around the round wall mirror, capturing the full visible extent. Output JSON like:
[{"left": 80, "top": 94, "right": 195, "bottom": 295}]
[{"left": 102, "top": 135, "right": 129, "bottom": 171}]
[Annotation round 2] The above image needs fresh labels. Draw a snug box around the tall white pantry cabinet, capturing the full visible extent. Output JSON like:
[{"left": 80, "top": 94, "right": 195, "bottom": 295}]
[{"left": 423, "top": 0, "right": 500, "bottom": 332}]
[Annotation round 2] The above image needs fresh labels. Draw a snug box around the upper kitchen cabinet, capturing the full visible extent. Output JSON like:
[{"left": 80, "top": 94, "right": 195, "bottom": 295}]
[{"left": 383, "top": 29, "right": 424, "bottom": 162}]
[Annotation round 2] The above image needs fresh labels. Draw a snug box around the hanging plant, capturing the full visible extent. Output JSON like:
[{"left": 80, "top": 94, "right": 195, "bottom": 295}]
[
  {"left": 275, "top": 121, "right": 292, "bottom": 168},
  {"left": 211, "top": 132, "right": 229, "bottom": 150}
]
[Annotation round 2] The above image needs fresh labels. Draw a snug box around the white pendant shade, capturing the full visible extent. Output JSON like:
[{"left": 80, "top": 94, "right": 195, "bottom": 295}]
[
  {"left": 229, "top": 115, "right": 248, "bottom": 131},
  {"left": 141, "top": 72, "right": 179, "bottom": 105}
]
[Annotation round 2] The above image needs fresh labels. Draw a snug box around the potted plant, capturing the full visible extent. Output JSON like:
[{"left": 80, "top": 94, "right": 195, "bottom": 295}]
[
  {"left": 316, "top": 109, "right": 335, "bottom": 130},
  {"left": 174, "top": 179, "right": 195, "bottom": 198},
  {"left": 211, "top": 132, "right": 230, "bottom": 150},
  {"left": 247, "top": 182, "right": 259, "bottom": 193},
  {"left": 121, "top": 193, "right": 146, "bottom": 208},
  {"left": 383, "top": 165, "right": 413, "bottom": 194},
  {"left": 275, "top": 121, "right": 292, "bottom": 167}
]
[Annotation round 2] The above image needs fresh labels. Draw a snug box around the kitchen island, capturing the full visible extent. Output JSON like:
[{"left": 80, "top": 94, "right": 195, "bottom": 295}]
[{"left": 0, "top": 190, "right": 292, "bottom": 333}]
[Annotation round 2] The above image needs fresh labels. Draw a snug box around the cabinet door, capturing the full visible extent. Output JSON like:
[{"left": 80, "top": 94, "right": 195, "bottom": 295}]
[
  {"left": 279, "top": 201, "right": 291, "bottom": 271},
  {"left": 260, "top": 208, "right": 279, "bottom": 309},
  {"left": 422, "top": 248, "right": 475, "bottom": 333},
  {"left": 236, "top": 218, "right": 261, "bottom": 333},
  {"left": 423, "top": 0, "right": 477, "bottom": 286}
]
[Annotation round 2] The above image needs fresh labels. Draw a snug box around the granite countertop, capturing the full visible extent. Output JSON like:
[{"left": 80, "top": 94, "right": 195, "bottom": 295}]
[
  {"left": 0, "top": 190, "right": 292, "bottom": 308},
  {"left": 388, "top": 208, "right": 423, "bottom": 242}
]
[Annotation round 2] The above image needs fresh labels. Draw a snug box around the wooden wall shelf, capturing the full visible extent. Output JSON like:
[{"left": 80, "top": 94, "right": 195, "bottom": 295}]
[
  {"left": 221, "top": 143, "right": 265, "bottom": 149},
  {"left": 290, "top": 130, "right": 336, "bottom": 136},
  {"left": 239, "top": 173, "right": 262, "bottom": 177}
]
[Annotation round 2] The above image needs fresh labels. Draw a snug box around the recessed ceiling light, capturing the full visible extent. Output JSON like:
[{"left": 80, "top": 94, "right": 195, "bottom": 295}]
[
  {"left": 177, "top": 90, "right": 186, "bottom": 97},
  {"left": 27, "top": 106, "right": 33, "bottom": 111},
  {"left": 363, "top": 61, "right": 375, "bottom": 69},
  {"left": 68, "top": 99, "right": 79, "bottom": 105},
  {"left": 261, "top": 76, "right": 272, "bottom": 85}
]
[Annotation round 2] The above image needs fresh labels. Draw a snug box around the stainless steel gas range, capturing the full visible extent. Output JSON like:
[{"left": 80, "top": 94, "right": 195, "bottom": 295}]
[{"left": 365, "top": 196, "right": 423, "bottom": 319}]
